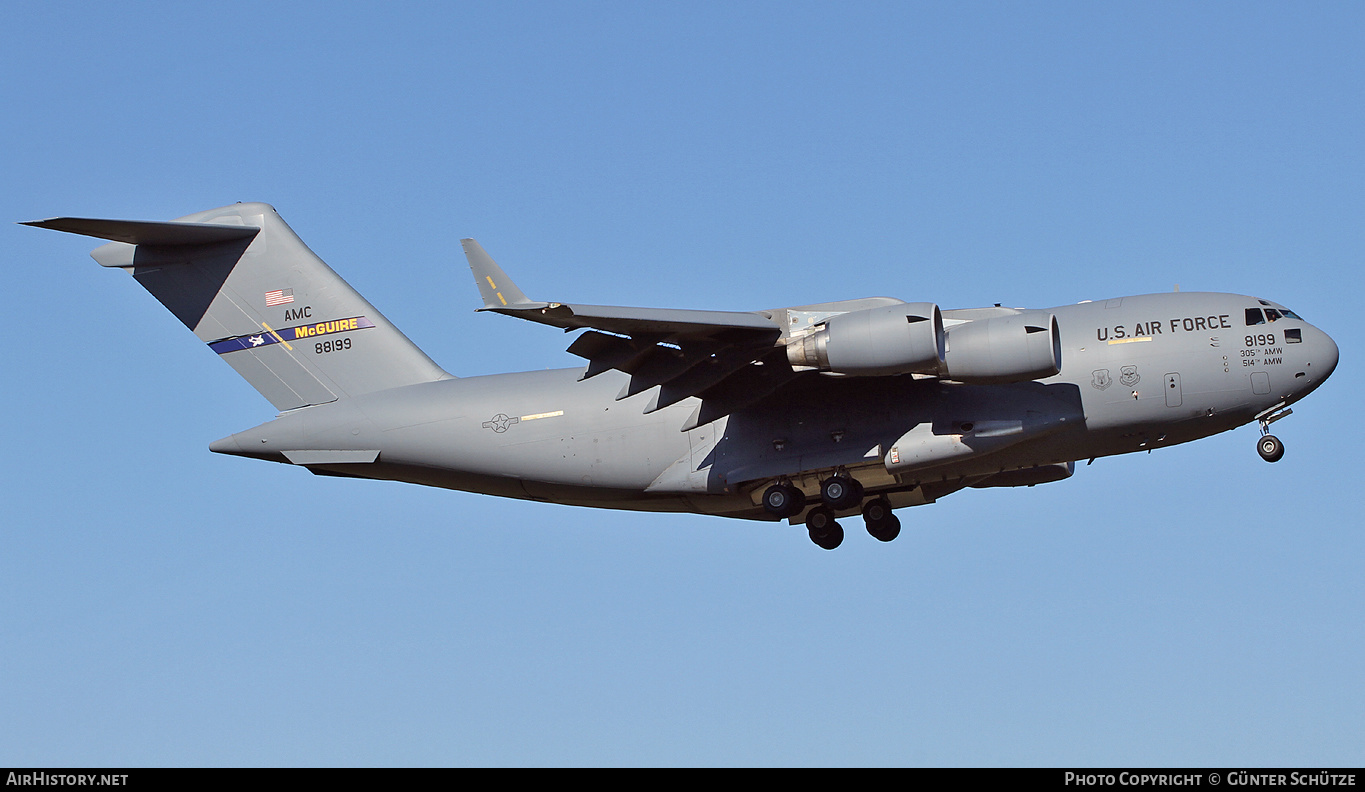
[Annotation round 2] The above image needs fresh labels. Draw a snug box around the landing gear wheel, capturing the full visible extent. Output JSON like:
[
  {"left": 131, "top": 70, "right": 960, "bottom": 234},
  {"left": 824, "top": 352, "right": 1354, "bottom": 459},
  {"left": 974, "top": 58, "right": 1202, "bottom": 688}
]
[
  {"left": 805, "top": 507, "right": 843, "bottom": 550},
  {"left": 809, "top": 523, "right": 844, "bottom": 550},
  {"left": 861, "top": 497, "right": 891, "bottom": 526},
  {"left": 868, "top": 514, "right": 901, "bottom": 543},
  {"left": 762, "top": 483, "right": 806, "bottom": 518},
  {"left": 820, "top": 475, "right": 864, "bottom": 510},
  {"left": 1258, "top": 434, "right": 1285, "bottom": 463},
  {"left": 862, "top": 498, "right": 899, "bottom": 542}
]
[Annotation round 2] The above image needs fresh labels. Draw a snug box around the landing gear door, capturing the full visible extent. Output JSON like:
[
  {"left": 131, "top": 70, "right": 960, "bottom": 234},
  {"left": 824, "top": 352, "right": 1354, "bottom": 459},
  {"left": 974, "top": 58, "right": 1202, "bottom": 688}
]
[{"left": 1164, "top": 372, "right": 1182, "bottom": 407}]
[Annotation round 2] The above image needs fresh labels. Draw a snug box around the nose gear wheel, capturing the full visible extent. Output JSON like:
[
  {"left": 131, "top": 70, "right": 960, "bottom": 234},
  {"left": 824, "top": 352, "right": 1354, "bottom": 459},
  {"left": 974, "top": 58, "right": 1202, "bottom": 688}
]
[{"left": 1257, "top": 434, "right": 1285, "bottom": 463}]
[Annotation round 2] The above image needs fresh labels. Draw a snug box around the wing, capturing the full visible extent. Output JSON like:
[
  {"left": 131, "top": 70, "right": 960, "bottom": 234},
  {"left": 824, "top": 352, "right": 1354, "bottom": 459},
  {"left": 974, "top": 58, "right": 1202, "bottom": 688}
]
[{"left": 462, "top": 239, "right": 795, "bottom": 430}]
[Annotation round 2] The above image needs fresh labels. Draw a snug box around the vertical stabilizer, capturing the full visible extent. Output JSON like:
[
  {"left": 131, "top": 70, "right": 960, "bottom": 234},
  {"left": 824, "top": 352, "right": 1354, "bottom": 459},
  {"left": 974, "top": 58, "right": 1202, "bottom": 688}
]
[{"left": 26, "top": 203, "right": 451, "bottom": 411}]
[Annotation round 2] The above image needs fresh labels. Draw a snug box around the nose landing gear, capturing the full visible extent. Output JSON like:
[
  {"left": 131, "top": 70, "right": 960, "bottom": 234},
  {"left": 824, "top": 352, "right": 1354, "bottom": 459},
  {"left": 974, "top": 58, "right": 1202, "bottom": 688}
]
[{"left": 1255, "top": 402, "right": 1292, "bottom": 463}]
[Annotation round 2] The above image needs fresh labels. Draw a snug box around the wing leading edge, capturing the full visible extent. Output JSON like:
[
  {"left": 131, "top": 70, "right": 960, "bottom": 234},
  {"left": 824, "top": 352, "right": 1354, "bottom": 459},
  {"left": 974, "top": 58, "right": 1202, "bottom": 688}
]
[{"left": 461, "top": 239, "right": 793, "bottom": 430}]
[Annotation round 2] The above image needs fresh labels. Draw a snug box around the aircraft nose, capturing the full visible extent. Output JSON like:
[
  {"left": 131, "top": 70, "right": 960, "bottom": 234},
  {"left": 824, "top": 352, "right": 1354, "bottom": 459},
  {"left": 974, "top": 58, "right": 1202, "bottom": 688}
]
[{"left": 1317, "top": 327, "right": 1339, "bottom": 382}]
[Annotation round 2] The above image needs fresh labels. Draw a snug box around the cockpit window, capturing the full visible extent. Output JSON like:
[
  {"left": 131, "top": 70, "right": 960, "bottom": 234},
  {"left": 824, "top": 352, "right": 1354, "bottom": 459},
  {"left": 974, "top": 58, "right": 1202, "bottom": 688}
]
[
  {"left": 1264, "top": 308, "right": 1283, "bottom": 322},
  {"left": 1245, "top": 308, "right": 1265, "bottom": 326},
  {"left": 1281, "top": 308, "right": 1302, "bottom": 319}
]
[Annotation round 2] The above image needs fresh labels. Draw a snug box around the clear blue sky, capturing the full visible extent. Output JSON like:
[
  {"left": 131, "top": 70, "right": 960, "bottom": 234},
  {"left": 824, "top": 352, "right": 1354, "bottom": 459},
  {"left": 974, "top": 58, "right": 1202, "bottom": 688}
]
[{"left": 3, "top": 1, "right": 1361, "bottom": 766}]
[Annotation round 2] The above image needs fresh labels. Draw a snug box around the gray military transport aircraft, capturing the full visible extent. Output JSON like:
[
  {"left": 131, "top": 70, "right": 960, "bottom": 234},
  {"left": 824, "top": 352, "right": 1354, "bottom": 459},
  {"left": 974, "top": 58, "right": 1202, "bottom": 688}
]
[{"left": 25, "top": 203, "right": 1339, "bottom": 549}]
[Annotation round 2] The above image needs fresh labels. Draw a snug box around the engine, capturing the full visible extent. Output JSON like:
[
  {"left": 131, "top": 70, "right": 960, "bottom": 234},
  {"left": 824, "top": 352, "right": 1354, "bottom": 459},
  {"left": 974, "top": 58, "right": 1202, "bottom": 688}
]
[
  {"left": 943, "top": 311, "right": 1061, "bottom": 384},
  {"left": 786, "top": 302, "right": 945, "bottom": 376}
]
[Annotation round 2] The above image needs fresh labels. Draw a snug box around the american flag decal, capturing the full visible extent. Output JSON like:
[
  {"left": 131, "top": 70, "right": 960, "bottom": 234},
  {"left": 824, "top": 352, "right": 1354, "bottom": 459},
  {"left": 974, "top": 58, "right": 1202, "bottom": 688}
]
[{"left": 265, "top": 288, "right": 294, "bottom": 306}]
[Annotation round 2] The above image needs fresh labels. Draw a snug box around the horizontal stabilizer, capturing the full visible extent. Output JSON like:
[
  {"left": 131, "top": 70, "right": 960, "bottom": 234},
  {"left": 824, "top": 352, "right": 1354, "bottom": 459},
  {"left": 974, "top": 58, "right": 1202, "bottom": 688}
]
[{"left": 21, "top": 217, "right": 259, "bottom": 247}]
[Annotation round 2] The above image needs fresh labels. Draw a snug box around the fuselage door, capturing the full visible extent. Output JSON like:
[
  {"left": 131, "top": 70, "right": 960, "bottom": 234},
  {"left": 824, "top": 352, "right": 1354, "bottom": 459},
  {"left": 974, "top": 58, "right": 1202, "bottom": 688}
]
[{"left": 1164, "top": 372, "right": 1182, "bottom": 407}]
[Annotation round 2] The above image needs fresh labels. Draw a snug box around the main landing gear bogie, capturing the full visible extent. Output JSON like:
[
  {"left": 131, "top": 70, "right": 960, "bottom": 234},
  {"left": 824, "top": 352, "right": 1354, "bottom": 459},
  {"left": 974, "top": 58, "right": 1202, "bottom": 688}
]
[
  {"left": 763, "top": 474, "right": 905, "bottom": 549},
  {"left": 795, "top": 475, "right": 904, "bottom": 550},
  {"left": 761, "top": 472, "right": 863, "bottom": 519},
  {"left": 804, "top": 498, "right": 902, "bottom": 549}
]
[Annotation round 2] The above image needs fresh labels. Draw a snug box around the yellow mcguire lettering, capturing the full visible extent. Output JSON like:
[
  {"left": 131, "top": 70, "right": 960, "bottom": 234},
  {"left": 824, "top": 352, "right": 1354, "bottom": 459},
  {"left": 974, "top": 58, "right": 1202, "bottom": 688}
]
[{"left": 290, "top": 318, "right": 360, "bottom": 339}]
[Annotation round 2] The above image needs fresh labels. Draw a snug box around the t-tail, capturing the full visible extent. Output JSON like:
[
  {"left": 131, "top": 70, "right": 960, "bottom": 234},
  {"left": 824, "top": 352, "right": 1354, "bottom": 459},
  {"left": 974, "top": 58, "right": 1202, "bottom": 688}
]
[{"left": 24, "top": 203, "right": 451, "bottom": 410}]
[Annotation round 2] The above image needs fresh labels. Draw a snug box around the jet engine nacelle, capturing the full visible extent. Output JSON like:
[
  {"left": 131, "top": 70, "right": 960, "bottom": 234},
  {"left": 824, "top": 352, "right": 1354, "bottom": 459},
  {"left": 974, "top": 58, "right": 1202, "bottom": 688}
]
[
  {"left": 786, "top": 302, "right": 945, "bottom": 376},
  {"left": 943, "top": 311, "right": 1062, "bottom": 384}
]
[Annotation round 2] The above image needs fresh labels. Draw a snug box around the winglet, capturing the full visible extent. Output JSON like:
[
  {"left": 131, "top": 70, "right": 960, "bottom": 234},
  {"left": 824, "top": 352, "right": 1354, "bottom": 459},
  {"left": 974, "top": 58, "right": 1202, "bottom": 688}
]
[{"left": 461, "top": 239, "right": 539, "bottom": 310}]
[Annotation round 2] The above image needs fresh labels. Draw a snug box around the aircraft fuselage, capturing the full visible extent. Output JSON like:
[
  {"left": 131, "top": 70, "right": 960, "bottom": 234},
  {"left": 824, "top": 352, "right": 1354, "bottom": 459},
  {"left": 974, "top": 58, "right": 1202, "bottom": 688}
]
[{"left": 211, "top": 290, "right": 1338, "bottom": 522}]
